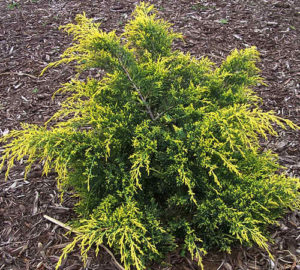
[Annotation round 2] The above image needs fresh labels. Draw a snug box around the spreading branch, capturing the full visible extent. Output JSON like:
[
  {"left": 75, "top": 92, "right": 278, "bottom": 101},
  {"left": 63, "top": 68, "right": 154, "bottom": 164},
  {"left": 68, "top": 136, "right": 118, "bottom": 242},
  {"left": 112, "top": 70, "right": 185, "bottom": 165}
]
[{"left": 43, "top": 215, "right": 125, "bottom": 270}]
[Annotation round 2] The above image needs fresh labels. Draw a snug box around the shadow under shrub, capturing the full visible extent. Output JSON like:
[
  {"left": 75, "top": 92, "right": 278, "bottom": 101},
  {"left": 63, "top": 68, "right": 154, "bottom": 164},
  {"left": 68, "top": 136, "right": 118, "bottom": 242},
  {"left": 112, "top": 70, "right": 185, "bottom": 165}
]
[{"left": 1, "top": 3, "right": 299, "bottom": 270}]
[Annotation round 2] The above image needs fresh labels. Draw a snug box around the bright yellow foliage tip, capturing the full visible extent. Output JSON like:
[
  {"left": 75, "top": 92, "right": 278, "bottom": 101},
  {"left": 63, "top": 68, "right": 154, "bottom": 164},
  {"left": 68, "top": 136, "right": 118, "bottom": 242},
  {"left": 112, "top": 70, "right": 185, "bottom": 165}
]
[{"left": 1, "top": 2, "right": 299, "bottom": 270}]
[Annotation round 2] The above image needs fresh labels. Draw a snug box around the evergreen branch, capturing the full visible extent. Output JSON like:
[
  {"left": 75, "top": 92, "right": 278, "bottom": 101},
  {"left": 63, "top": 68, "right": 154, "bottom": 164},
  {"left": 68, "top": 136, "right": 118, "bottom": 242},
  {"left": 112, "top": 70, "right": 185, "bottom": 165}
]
[
  {"left": 116, "top": 55, "right": 156, "bottom": 121},
  {"left": 153, "top": 105, "right": 175, "bottom": 121},
  {"left": 117, "top": 55, "right": 173, "bottom": 121}
]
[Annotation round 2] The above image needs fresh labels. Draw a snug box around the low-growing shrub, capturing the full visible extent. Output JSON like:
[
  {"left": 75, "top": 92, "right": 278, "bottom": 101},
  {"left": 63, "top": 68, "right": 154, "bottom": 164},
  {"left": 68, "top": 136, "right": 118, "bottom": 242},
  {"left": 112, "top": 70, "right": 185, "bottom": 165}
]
[{"left": 1, "top": 3, "right": 299, "bottom": 269}]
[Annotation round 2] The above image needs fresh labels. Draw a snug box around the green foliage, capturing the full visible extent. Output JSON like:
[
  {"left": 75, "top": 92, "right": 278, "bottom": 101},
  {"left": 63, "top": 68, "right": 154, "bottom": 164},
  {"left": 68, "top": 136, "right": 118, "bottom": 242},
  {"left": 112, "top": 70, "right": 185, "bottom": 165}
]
[
  {"left": 32, "top": 87, "right": 39, "bottom": 93},
  {"left": 7, "top": 1, "right": 20, "bottom": 10},
  {"left": 1, "top": 2, "right": 299, "bottom": 269},
  {"left": 218, "top": 18, "right": 228, "bottom": 24}
]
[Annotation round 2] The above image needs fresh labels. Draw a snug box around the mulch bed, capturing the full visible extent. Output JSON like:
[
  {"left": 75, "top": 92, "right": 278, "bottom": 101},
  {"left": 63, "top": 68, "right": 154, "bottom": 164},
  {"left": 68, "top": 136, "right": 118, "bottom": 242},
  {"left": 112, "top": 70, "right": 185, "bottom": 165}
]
[{"left": 0, "top": 0, "right": 299, "bottom": 269}]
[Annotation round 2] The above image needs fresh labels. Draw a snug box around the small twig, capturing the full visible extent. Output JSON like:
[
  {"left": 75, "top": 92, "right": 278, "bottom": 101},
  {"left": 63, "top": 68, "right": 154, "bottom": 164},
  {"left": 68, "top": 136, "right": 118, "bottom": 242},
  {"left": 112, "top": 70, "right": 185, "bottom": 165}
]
[
  {"left": 43, "top": 214, "right": 125, "bottom": 270},
  {"left": 48, "top": 205, "right": 70, "bottom": 211},
  {"left": 99, "top": 244, "right": 125, "bottom": 270},
  {"left": 216, "top": 260, "right": 225, "bottom": 270},
  {"left": 208, "top": 53, "right": 224, "bottom": 60},
  {"left": 185, "top": 257, "right": 197, "bottom": 270},
  {"left": 44, "top": 214, "right": 75, "bottom": 232},
  {"left": 278, "top": 257, "right": 294, "bottom": 264},
  {"left": 0, "top": 178, "right": 27, "bottom": 188},
  {"left": 0, "top": 71, "right": 38, "bottom": 79},
  {"left": 0, "top": 240, "right": 27, "bottom": 248}
]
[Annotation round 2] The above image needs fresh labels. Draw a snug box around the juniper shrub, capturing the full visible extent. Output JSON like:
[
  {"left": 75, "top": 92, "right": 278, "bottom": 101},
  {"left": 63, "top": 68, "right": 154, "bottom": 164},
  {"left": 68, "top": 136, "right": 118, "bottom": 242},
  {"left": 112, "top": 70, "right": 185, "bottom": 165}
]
[{"left": 1, "top": 3, "right": 299, "bottom": 270}]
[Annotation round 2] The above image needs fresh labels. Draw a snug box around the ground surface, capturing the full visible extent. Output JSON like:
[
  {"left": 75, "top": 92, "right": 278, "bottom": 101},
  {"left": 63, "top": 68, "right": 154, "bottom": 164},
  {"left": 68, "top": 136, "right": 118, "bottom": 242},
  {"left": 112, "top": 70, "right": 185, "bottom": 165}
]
[{"left": 0, "top": 0, "right": 299, "bottom": 269}]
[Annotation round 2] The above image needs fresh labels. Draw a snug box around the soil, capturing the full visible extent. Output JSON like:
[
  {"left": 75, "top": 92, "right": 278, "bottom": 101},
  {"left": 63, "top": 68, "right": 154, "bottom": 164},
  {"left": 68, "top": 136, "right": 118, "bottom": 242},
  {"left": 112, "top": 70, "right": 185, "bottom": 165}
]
[{"left": 0, "top": 0, "right": 299, "bottom": 269}]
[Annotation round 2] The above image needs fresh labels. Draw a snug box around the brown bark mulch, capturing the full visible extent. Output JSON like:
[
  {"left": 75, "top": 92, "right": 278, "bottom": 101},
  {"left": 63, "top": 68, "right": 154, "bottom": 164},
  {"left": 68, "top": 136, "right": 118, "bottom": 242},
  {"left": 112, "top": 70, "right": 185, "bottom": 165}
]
[{"left": 0, "top": 0, "right": 299, "bottom": 269}]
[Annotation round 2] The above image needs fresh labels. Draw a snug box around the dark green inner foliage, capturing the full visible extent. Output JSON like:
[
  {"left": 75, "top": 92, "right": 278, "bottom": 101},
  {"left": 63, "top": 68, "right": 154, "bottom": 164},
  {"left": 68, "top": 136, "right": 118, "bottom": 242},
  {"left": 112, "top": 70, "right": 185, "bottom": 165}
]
[{"left": 1, "top": 3, "right": 299, "bottom": 270}]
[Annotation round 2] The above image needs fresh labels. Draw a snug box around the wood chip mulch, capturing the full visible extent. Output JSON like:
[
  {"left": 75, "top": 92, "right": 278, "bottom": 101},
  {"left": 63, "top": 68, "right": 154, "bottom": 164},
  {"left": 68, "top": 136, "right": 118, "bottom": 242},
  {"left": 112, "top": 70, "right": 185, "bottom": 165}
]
[{"left": 0, "top": 0, "right": 299, "bottom": 269}]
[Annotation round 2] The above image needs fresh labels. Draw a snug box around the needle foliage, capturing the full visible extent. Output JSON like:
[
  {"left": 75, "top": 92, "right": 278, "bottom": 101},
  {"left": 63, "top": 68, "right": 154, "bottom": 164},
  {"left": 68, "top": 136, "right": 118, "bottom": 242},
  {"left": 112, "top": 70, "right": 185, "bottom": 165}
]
[{"left": 1, "top": 3, "right": 299, "bottom": 269}]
